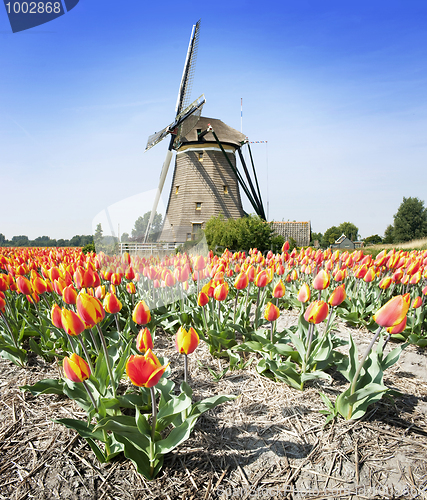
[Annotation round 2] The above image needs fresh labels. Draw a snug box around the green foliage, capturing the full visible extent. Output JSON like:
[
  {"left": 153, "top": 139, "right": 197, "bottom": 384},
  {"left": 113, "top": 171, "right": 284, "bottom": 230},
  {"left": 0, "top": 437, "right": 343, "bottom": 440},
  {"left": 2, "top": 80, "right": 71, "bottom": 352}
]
[
  {"left": 392, "top": 197, "right": 427, "bottom": 243},
  {"left": 322, "top": 226, "right": 340, "bottom": 247},
  {"left": 131, "top": 212, "right": 163, "bottom": 242},
  {"left": 321, "top": 222, "right": 359, "bottom": 248},
  {"left": 0, "top": 233, "right": 93, "bottom": 248},
  {"left": 204, "top": 214, "right": 274, "bottom": 252},
  {"left": 82, "top": 243, "right": 96, "bottom": 254},
  {"left": 363, "top": 234, "right": 383, "bottom": 246},
  {"left": 310, "top": 232, "right": 323, "bottom": 246}
]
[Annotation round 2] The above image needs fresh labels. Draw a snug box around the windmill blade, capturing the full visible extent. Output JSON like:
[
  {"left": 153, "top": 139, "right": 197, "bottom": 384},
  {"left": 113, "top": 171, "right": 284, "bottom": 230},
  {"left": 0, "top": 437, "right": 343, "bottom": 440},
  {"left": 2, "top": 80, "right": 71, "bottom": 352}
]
[
  {"left": 143, "top": 96, "right": 206, "bottom": 242},
  {"left": 145, "top": 94, "right": 205, "bottom": 152},
  {"left": 175, "top": 19, "right": 201, "bottom": 116},
  {"left": 145, "top": 125, "right": 170, "bottom": 151},
  {"left": 143, "top": 146, "right": 174, "bottom": 243}
]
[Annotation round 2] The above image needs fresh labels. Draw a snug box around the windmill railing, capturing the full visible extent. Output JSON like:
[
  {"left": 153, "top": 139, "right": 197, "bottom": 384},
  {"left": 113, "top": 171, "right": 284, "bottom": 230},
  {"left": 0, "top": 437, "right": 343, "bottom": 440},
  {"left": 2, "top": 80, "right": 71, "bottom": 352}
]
[{"left": 119, "top": 242, "right": 180, "bottom": 256}]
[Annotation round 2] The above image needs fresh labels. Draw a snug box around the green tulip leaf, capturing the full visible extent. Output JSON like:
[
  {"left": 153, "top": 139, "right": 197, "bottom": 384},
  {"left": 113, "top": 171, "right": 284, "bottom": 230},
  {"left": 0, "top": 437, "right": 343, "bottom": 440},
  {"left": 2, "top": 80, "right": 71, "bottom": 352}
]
[{"left": 21, "top": 378, "right": 64, "bottom": 396}]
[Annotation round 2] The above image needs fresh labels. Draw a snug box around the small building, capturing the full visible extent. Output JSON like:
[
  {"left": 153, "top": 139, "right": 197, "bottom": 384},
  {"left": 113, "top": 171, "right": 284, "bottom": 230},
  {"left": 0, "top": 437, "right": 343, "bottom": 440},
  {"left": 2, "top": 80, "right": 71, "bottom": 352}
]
[
  {"left": 270, "top": 221, "right": 311, "bottom": 247},
  {"left": 331, "top": 234, "right": 364, "bottom": 249}
]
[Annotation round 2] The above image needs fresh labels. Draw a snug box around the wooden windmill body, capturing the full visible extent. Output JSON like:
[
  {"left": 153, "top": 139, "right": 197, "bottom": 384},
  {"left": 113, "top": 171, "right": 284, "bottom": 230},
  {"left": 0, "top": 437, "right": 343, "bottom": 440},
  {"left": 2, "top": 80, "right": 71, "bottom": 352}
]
[
  {"left": 160, "top": 117, "right": 246, "bottom": 243},
  {"left": 144, "top": 21, "right": 265, "bottom": 243}
]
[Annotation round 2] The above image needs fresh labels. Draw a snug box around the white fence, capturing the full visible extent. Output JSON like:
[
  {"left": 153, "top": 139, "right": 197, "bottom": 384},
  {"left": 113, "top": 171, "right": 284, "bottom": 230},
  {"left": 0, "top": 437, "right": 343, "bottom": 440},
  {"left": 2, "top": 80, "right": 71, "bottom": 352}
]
[{"left": 119, "top": 242, "right": 182, "bottom": 256}]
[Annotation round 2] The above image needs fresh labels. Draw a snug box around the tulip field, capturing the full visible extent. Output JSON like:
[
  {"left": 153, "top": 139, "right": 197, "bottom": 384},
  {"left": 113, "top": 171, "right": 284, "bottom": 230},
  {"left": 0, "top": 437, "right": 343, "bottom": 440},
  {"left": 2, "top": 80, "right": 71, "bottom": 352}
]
[{"left": 0, "top": 244, "right": 427, "bottom": 499}]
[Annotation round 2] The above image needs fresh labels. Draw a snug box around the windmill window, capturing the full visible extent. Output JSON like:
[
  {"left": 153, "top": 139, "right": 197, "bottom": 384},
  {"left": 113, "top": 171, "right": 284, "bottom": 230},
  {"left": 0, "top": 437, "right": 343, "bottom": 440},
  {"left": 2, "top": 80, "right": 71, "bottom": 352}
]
[
  {"left": 191, "top": 223, "right": 202, "bottom": 240},
  {"left": 198, "top": 152, "right": 204, "bottom": 162},
  {"left": 175, "top": 186, "right": 179, "bottom": 195},
  {"left": 186, "top": 233, "right": 192, "bottom": 241},
  {"left": 195, "top": 202, "right": 202, "bottom": 210},
  {"left": 223, "top": 185, "right": 228, "bottom": 194},
  {"left": 197, "top": 129, "right": 202, "bottom": 141}
]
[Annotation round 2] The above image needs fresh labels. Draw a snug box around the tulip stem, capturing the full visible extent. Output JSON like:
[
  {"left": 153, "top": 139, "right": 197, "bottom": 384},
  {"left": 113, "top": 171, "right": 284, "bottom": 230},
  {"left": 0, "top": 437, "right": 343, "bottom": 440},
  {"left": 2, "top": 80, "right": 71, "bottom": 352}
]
[
  {"left": 348, "top": 326, "right": 383, "bottom": 419},
  {"left": 254, "top": 288, "right": 260, "bottom": 329},
  {"left": 383, "top": 333, "right": 391, "bottom": 350},
  {"left": 305, "top": 323, "right": 315, "bottom": 364},
  {"left": 202, "top": 306, "right": 208, "bottom": 332},
  {"left": 325, "top": 308, "right": 333, "bottom": 334},
  {"left": 96, "top": 324, "right": 116, "bottom": 398},
  {"left": 114, "top": 314, "right": 121, "bottom": 333},
  {"left": 184, "top": 354, "right": 188, "bottom": 384},
  {"left": 270, "top": 321, "right": 274, "bottom": 344},
  {"left": 89, "top": 328, "right": 100, "bottom": 354},
  {"left": 82, "top": 380, "right": 98, "bottom": 411},
  {"left": 78, "top": 337, "right": 94, "bottom": 375},
  {"left": 233, "top": 290, "right": 239, "bottom": 324},
  {"left": 149, "top": 386, "right": 158, "bottom": 478}
]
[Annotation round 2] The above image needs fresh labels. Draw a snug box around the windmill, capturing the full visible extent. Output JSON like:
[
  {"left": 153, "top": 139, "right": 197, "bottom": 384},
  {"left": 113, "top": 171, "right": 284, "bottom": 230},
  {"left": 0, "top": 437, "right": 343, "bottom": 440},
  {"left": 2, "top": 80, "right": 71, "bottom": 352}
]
[{"left": 145, "top": 20, "right": 265, "bottom": 244}]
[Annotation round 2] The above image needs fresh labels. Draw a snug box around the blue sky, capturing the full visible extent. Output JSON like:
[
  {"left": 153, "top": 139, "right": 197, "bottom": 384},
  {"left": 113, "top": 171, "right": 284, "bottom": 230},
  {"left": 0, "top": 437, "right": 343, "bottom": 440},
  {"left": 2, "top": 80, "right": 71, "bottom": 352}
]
[{"left": 1, "top": 0, "right": 427, "bottom": 241}]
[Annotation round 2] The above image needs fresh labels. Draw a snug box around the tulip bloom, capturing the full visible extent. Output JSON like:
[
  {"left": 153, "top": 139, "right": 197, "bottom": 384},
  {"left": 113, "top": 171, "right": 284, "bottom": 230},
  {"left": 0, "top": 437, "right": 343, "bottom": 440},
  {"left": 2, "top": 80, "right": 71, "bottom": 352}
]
[
  {"left": 411, "top": 296, "right": 422, "bottom": 309},
  {"left": 386, "top": 316, "right": 407, "bottom": 335},
  {"left": 328, "top": 284, "right": 346, "bottom": 307},
  {"left": 0, "top": 274, "right": 9, "bottom": 292},
  {"left": 136, "top": 327, "right": 154, "bottom": 353},
  {"left": 304, "top": 300, "right": 329, "bottom": 324},
  {"left": 32, "top": 276, "right": 47, "bottom": 295},
  {"left": 297, "top": 283, "right": 310, "bottom": 303},
  {"left": 234, "top": 271, "right": 249, "bottom": 290},
  {"left": 313, "top": 270, "right": 330, "bottom": 290},
  {"left": 254, "top": 270, "right": 268, "bottom": 288},
  {"left": 373, "top": 293, "right": 410, "bottom": 328},
  {"left": 175, "top": 326, "right": 199, "bottom": 355},
  {"left": 264, "top": 302, "right": 280, "bottom": 322},
  {"left": 193, "top": 255, "right": 206, "bottom": 271},
  {"left": 132, "top": 300, "right": 151, "bottom": 325},
  {"left": 63, "top": 353, "right": 91, "bottom": 383},
  {"left": 126, "top": 349, "right": 168, "bottom": 388},
  {"left": 272, "top": 280, "right": 286, "bottom": 299},
  {"left": 51, "top": 303, "right": 63, "bottom": 329},
  {"left": 334, "top": 269, "right": 345, "bottom": 282},
  {"left": 126, "top": 282, "right": 136, "bottom": 294},
  {"left": 213, "top": 282, "right": 229, "bottom": 301},
  {"left": 363, "top": 268, "right": 376, "bottom": 283},
  {"left": 198, "top": 291, "right": 209, "bottom": 307},
  {"left": 16, "top": 276, "right": 33, "bottom": 295},
  {"left": 379, "top": 277, "right": 392, "bottom": 290},
  {"left": 103, "top": 293, "right": 122, "bottom": 314},
  {"left": 62, "top": 284, "right": 77, "bottom": 305},
  {"left": 95, "top": 285, "right": 106, "bottom": 300},
  {"left": 0, "top": 295, "right": 6, "bottom": 313},
  {"left": 76, "top": 293, "right": 105, "bottom": 327},
  {"left": 61, "top": 308, "right": 86, "bottom": 336}
]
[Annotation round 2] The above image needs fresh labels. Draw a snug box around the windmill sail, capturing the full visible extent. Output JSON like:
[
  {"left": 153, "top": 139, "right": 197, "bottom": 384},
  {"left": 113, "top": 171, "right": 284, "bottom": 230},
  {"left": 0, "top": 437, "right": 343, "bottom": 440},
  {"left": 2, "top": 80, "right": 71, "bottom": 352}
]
[{"left": 143, "top": 20, "right": 202, "bottom": 243}]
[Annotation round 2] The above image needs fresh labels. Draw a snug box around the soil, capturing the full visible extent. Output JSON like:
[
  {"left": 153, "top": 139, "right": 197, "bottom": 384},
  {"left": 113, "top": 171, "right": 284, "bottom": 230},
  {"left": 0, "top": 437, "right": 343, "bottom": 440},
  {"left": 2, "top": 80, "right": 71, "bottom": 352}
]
[{"left": 1, "top": 311, "right": 427, "bottom": 500}]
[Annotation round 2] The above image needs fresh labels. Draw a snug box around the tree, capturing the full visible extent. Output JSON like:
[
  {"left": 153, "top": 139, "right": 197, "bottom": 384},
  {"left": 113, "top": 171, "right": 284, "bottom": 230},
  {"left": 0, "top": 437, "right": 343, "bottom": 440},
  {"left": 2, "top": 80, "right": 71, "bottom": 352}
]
[
  {"left": 11, "top": 235, "right": 29, "bottom": 246},
  {"left": 321, "top": 226, "right": 340, "bottom": 247},
  {"left": 0, "top": 234, "right": 6, "bottom": 246},
  {"left": 121, "top": 232, "right": 130, "bottom": 242},
  {"left": 204, "top": 214, "right": 274, "bottom": 252},
  {"left": 131, "top": 212, "right": 163, "bottom": 242},
  {"left": 93, "top": 224, "right": 104, "bottom": 251},
  {"left": 310, "top": 232, "right": 323, "bottom": 246},
  {"left": 364, "top": 234, "right": 383, "bottom": 246},
  {"left": 393, "top": 197, "right": 427, "bottom": 243},
  {"left": 337, "top": 222, "right": 359, "bottom": 242},
  {"left": 320, "top": 222, "right": 359, "bottom": 248},
  {"left": 383, "top": 224, "right": 394, "bottom": 244}
]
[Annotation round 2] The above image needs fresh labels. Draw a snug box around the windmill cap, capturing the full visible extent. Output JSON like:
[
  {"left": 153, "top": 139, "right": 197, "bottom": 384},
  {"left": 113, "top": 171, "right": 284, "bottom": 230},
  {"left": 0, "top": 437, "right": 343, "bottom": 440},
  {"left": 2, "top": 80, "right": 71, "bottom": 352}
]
[{"left": 179, "top": 117, "right": 246, "bottom": 148}]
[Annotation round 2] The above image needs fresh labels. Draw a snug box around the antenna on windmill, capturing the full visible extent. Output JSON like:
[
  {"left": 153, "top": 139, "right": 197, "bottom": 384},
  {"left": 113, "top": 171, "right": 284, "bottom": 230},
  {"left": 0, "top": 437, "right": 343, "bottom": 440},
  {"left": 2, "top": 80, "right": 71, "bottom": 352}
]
[{"left": 144, "top": 20, "right": 205, "bottom": 243}]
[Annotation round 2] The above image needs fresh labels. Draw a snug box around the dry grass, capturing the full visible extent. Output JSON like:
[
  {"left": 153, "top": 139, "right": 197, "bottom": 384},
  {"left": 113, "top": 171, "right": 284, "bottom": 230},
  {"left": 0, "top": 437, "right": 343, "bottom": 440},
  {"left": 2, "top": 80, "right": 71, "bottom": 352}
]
[
  {"left": 369, "top": 237, "right": 427, "bottom": 251},
  {"left": 0, "top": 315, "right": 427, "bottom": 499}
]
